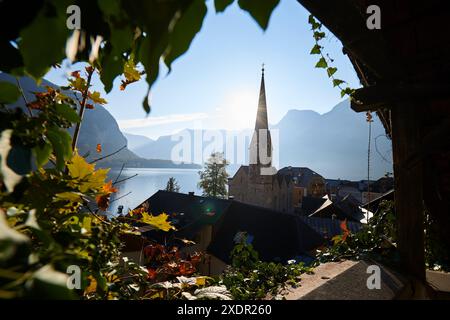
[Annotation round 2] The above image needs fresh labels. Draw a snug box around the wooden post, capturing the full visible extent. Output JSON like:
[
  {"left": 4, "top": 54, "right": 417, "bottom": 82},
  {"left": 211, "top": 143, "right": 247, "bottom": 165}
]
[{"left": 391, "top": 103, "right": 425, "bottom": 282}]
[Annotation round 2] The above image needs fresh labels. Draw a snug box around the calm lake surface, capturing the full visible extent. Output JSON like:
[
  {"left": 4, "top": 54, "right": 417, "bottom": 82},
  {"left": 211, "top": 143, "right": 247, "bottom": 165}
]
[{"left": 108, "top": 168, "right": 202, "bottom": 215}]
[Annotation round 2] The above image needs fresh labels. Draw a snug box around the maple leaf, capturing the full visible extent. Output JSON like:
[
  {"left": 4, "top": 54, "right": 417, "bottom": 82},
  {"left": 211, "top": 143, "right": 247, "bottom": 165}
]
[
  {"left": 69, "top": 77, "right": 87, "bottom": 92},
  {"left": 96, "top": 143, "right": 102, "bottom": 153},
  {"left": 67, "top": 152, "right": 95, "bottom": 180},
  {"left": 140, "top": 212, "right": 176, "bottom": 232},
  {"left": 86, "top": 103, "right": 94, "bottom": 109},
  {"left": 88, "top": 91, "right": 107, "bottom": 105},
  {"left": 102, "top": 180, "right": 118, "bottom": 194},
  {"left": 84, "top": 276, "right": 97, "bottom": 294},
  {"left": 96, "top": 194, "right": 110, "bottom": 211},
  {"left": 123, "top": 59, "right": 141, "bottom": 82},
  {"left": 67, "top": 152, "right": 109, "bottom": 192},
  {"left": 95, "top": 181, "right": 118, "bottom": 211},
  {"left": 71, "top": 70, "right": 80, "bottom": 78}
]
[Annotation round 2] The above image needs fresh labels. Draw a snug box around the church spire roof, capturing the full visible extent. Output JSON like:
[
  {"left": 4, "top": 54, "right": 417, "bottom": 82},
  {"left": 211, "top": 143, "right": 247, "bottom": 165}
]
[
  {"left": 249, "top": 65, "right": 272, "bottom": 174},
  {"left": 255, "top": 64, "right": 268, "bottom": 131}
]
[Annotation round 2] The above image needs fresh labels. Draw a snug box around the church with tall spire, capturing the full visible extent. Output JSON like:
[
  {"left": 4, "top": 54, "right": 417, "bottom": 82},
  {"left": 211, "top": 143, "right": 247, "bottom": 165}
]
[{"left": 228, "top": 66, "right": 326, "bottom": 213}]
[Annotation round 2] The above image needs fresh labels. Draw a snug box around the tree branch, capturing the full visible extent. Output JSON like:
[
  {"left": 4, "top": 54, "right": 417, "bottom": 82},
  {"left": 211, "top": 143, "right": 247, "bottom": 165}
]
[
  {"left": 89, "top": 145, "right": 127, "bottom": 164},
  {"left": 113, "top": 173, "right": 138, "bottom": 185},
  {"left": 71, "top": 67, "right": 95, "bottom": 151},
  {"left": 16, "top": 78, "right": 32, "bottom": 117},
  {"left": 113, "top": 163, "right": 126, "bottom": 184},
  {"left": 110, "top": 191, "right": 132, "bottom": 204}
]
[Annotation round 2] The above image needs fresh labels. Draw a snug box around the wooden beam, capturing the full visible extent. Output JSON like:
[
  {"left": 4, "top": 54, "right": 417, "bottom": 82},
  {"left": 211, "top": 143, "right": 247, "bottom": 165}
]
[
  {"left": 391, "top": 102, "right": 425, "bottom": 282},
  {"left": 351, "top": 83, "right": 450, "bottom": 112}
]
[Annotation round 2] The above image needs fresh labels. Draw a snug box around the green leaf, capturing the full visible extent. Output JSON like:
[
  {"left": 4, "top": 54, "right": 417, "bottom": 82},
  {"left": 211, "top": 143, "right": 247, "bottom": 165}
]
[
  {"left": 143, "top": 94, "right": 151, "bottom": 114},
  {"left": 0, "top": 81, "right": 21, "bottom": 104},
  {"left": 55, "top": 104, "right": 80, "bottom": 123},
  {"left": 313, "top": 31, "right": 325, "bottom": 41},
  {"left": 341, "top": 87, "right": 354, "bottom": 98},
  {"left": 19, "top": 8, "right": 69, "bottom": 79},
  {"left": 327, "top": 67, "right": 337, "bottom": 77},
  {"left": 308, "top": 14, "right": 321, "bottom": 30},
  {"left": 100, "top": 50, "right": 125, "bottom": 93},
  {"left": 97, "top": 0, "right": 134, "bottom": 92},
  {"left": 238, "top": 0, "right": 280, "bottom": 30},
  {"left": 33, "top": 141, "right": 52, "bottom": 168},
  {"left": 310, "top": 44, "right": 321, "bottom": 55},
  {"left": 315, "top": 57, "right": 328, "bottom": 69},
  {"left": 164, "top": 0, "right": 207, "bottom": 71},
  {"left": 46, "top": 127, "right": 72, "bottom": 171},
  {"left": 215, "top": 0, "right": 234, "bottom": 12},
  {"left": 332, "top": 79, "right": 345, "bottom": 87}
]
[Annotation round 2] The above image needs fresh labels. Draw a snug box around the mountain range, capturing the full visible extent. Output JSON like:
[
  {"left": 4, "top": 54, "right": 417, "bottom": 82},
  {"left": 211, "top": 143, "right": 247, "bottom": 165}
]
[{"left": 125, "top": 100, "right": 393, "bottom": 180}]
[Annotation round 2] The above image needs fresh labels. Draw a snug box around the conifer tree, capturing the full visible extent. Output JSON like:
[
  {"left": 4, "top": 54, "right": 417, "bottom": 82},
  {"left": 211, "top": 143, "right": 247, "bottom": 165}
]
[
  {"left": 165, "top": 177, "right": 180, "bottom": 193},
  {"left": 198, "top": 152, "right": 229, "bottom": 198}
]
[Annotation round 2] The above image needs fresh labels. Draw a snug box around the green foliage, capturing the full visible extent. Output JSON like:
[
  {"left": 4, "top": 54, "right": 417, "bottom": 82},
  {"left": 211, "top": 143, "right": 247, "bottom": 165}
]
[
  {"left": 19, "top": 1, "right": 70, "bottom": 80},
  {"left": 165, "top": 177, "right": 181, "bottom": 193},
  {"left": 220, "top": 237, "right": 313, "bottom": 300},
  {"left": 318, "top": 201, "right": 450, "bottom": 272},
  {"left": 1, "top": 0, "right": 279, "bottom": 113},
  {"left": 0, "top": 82, "right": 20, "bottom": 104},
  {"left": 424, "top": 209, "right": 450, "bottom": 271},
  {"left": 308, "top": 14, "right": 355, "bottom": 99},
  {"left": 198, "top": 152, "right": 229, "bottom": 198},
  {"left": 215, "top": 0, "right": 234, "bottom": 13},
  {"left": 0, "top": 74, "right": 174, "bottom": 299},
  {"left": 238, "top": 0, "right": 280, "bottom": 30},
  {"left": 317, "top": 201, "right": 399, "bottom": 266}
]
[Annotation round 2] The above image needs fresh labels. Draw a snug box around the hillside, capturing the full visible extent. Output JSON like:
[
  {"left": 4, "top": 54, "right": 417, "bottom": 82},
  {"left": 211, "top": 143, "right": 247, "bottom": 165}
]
[{"left": 0, "top": 73, "right": 199, "bottom": 169}]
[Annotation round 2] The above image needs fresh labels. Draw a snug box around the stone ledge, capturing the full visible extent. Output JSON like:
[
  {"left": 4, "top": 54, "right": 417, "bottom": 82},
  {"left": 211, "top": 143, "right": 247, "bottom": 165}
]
[{"left": 283, "top": 260, "right": 407, "bottom": 300}]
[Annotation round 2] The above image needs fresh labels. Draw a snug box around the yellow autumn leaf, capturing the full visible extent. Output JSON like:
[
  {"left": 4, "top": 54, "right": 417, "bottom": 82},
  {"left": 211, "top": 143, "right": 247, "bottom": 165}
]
[
  {"left": 141, "top": 212, "right": 176, "bottom": 232},
  {"left": 67, "top": 152, "right": 95, "bottom": 180},
  {"left": 196, "top": 277, "right": 206, "bottom": 286},
  {"left": 124, "top": 59, "right": 141, "bottom": 82},
  {"left": 54, "top": 191, "right": 84, "bottom": 203},
  {"left": 89, "top": 91, "right": 107, "bottom": 105},
  {"left": 69, "top": 77, "right": 87, "bottom": 92},
  {"left": 67, "top": 152, "right": 109, "bottom": 192},
  {"left": 331, "top": 235, "right": 342, "bottom": 245},
  {"left": 84, "top": 276, "right": 97, "bottom": 294}
]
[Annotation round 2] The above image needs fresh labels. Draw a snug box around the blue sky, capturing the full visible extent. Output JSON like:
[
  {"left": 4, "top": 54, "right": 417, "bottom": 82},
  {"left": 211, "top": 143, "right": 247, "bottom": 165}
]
[{"left": 46, "top": 0, "right": 361, "bottom": 139}]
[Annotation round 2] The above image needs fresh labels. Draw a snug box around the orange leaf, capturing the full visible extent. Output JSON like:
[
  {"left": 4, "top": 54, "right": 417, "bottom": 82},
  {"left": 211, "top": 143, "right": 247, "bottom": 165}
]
[
  {"left": 102, "top": 180, "right": 118, "bottom": 194},
  {"left": 96, "top": 194, "right": 110, "bottom": 211},
  {"left": 86, "top": 103, "right": 94, "bottom": 109},
  {"left": 71, "top": 71, "right": 80, "bottom": 78},
  {"left": 340, "top": 219, "right": 350, "bottom": 242},
  {"left": 96, "top": 143, "right": 102, "bottom": 153}
]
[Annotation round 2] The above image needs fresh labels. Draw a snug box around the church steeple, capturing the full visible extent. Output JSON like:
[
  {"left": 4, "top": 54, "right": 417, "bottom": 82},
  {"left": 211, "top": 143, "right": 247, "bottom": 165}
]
[
  {"left": 249, "top": 65, "right": 272, "bottom": 177},
  {"left": 255, "top": 64, "right": 268, "bottom": 131}
]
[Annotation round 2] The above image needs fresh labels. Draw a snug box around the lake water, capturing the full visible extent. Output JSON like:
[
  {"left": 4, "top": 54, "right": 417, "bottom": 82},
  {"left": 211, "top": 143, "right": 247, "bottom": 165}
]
[{"left": 108, "top": 168, "right": 202, "bottom": 215}]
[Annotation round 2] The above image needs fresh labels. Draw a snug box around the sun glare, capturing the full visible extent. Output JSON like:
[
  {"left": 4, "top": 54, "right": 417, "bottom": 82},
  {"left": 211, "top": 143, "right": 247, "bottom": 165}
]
[{"left": 222, "top": 90, "right": 257, "bottom": 130}]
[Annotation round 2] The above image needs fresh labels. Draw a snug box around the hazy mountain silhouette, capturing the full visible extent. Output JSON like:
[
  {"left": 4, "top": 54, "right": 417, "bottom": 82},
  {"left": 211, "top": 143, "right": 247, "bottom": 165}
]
[{"left": 127, "top": 100, "right": 392, "bottom": 180}]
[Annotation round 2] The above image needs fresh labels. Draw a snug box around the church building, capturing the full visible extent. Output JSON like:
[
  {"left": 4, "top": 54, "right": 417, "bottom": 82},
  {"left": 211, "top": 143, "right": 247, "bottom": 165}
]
[{"left": 228, "top": 67, "right": 326, "bottom": 213}]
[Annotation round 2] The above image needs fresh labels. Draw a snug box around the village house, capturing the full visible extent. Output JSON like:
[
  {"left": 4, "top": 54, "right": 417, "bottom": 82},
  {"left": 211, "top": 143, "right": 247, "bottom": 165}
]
[{"left": 121, "top": 190, "right": 332, "bottom": 275}]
